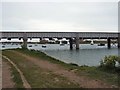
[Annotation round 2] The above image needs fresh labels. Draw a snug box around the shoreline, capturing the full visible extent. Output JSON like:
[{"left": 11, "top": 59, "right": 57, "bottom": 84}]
[{"left": 2, "top": 48, "right": 119, "bottom": 88}]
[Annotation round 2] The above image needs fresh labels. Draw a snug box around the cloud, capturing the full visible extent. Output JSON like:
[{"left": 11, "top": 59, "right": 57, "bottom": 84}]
[
  {"left": 1, "top": 2, "right": 118, "bottom": 32},
  {"left": 0, "top": 2, "right": 2, "bottom": 30},
  {"left": 1, "top": 0, "right": 119, "bottom": 2}
]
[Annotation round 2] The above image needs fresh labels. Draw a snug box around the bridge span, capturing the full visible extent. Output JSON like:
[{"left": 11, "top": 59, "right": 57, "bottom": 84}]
[{"left": 0, "top": 32, "right": 120, "bottom": 49}]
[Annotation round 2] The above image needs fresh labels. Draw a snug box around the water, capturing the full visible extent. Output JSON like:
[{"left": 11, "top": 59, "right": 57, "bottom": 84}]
[{"left": 1, "top": 43, "right": 118, "bottom": 66}]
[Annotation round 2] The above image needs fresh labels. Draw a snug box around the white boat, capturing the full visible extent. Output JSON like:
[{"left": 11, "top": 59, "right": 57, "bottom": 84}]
[
  {"left": 59, "top": 41, "right": 65, "bottom": 46},
  {"left": 90, "top": 40, "right": 94, "bottom": 45}
]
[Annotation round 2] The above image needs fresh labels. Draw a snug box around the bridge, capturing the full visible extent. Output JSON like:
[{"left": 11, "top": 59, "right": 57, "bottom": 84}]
[{"left": 0, "top": 32, "right": 120, "bottom": 49}]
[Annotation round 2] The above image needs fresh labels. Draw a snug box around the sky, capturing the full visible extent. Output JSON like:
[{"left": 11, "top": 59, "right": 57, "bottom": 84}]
[{"left": 0, "top": 0, "right": 119, "bottom": 32}]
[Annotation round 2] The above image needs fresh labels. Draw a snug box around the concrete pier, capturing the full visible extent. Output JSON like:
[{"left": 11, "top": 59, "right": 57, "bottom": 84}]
[
  {"left": 22, "top": 33, "right": 27, "bottom": 49},
  {"left": 118, "top": 36, "right": 120, "bottom": 48},
  {"left": 75, "top": 35, "right": 79, "bottom": 50},
  {"left": 107, "top": 38, "right": 111, "bottom": 49},
  {"left": 23, "top": 38, "right": 27, "bottom": 49},
  {"left": 69, "top": 38, "right": 73, "bottom": 50}
]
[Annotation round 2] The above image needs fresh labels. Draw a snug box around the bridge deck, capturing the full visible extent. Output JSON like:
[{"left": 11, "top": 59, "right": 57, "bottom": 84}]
[{"left": 0, "top": 32, "right": 119, "bottom": 39}]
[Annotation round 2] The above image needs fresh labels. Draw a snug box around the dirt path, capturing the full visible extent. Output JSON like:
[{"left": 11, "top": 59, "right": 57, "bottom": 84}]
[
  {"left": 2, "top": 60, "right": 15, "bottom": 88},
  {"left": 10, "top": 50, "right": 113, "bottom": 88},
  {"left": 0, "top": 56, "right": 2, "bottom": 89},
  {"left": 2, "top": 55, "right": 31, "bottom": 88}
]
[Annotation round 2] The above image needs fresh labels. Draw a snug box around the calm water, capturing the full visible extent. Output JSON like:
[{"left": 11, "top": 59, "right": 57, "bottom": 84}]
[{"left": 1, "top": 43, "right": 118, "bottom": 66}]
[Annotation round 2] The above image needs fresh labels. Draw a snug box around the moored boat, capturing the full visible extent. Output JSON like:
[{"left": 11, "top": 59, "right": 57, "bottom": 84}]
[
  {"left": 60, "top": 43, "right": 65, "bottom": 46},
  {"left": 98, "top": 43, "right": 105, "bottom": 46},
  {"left": 28, "top": 45, "right": 32, "bottom": 47},
  {"left": 42, "top": 45, "right": 46, "bottom": 48},
  {"left": 2, "top": 46, "right": 5, "bottom": 48},
  {"left": 90, "top": 40, "right": 94, "bottom": 45}
]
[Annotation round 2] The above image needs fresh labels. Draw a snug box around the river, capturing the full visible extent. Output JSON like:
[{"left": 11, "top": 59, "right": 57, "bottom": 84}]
[{"left": 1, "top": 43, "right": 118, "bottom": 66}]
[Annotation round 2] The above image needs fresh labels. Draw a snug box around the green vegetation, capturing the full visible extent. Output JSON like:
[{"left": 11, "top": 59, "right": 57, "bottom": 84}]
[
  {"left": 100, "top": 55, "right": 120, "bottom": 70},
  {"left": 2, "top": 49, "right": 79, "bottom": 88},
  {"left": 98, "top": 55, "right": 120, "bottom": 86},
  {"left": 75, "top": 55, "right": 120, "bottom": 86},
  {"left": 15, "top": 48, "right": 79, "bottom": 70},
  {"left": 2, "top": 48, "right": 119, "bottom": 87},
  {"left": 76, "top": 66, "right": 118, "bottom": 86},
  {"left": 2, "top": 57, "right": 24, "bottom": 88}
]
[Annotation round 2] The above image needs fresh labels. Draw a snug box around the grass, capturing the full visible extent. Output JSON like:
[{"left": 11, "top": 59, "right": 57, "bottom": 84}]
[
  {"left": 76, "top": 66, "right": 118, "bottom": 86},
  {"left": 2, "top": 57, "right": 24, "bottom": 88},
  {"left": 2, "top": 48, "right": 119, "bottom": 87},
  {"left": 15, "top": 48, "right": 119, "bottom": 86},
  {"left": 15, "top": 48, "right": 79, "bottom": 70},
  {"left": 2, "top": 49, "right": 80, "bottom": 88}
]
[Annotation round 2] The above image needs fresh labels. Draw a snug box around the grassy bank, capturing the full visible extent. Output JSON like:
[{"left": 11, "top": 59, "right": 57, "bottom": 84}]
[
  {"left": 15, "top": 49, "right": 78, "bottom": 69},
  {"left": 16, "top": 48, "right": 119, "bottom": 86},
  {"left": 2, "top": 57, "right": 24, "bottom": 88},
  {"left": 2, "top": 49, "right": 80, "bottom": 88},
  {"left": 76, "top": 66, "right": 118, "bottom": 86},
  {"left": 2, "top": 48, "right": 118, "bottom": 87}
]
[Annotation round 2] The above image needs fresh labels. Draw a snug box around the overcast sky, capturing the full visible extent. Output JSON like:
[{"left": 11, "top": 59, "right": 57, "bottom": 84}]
[{"left": 1, "top": 0, "right": 118, "bottom": 32}]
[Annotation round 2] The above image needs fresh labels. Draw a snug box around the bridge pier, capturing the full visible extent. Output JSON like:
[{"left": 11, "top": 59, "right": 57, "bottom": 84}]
[
  {"left": 75, "top": 36, "right": 79, "bottom": 50},
  {"left": 118, "top": 37, "right": 120, "bottom": 48},
  {"left": 107, "top": 38, "right": 111, "bottom": 49},
  {"left": 22, "top": 33, "right": 28, "bottom": 49},
  {"left": 23, "top": 38, "right": 27, "bottom": 49},
  {"left": 69, "top": 38, "right": 73, "bottom": 50}
]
